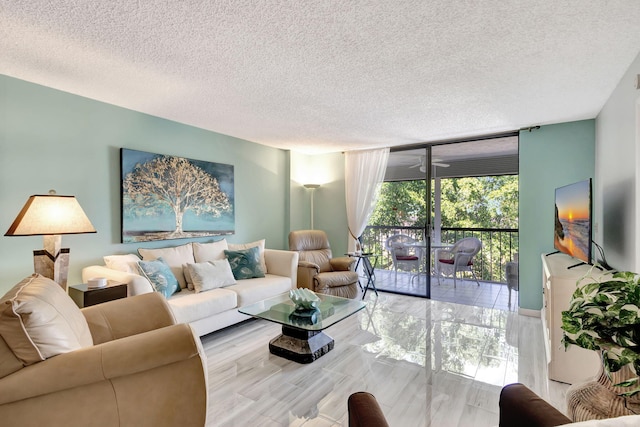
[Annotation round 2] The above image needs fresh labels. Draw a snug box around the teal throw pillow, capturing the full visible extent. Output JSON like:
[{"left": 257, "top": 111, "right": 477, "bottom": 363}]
[
  {"left": 224, "top": 247, "right": 265, "bottom": 280},
  {"left": 137, "top": 257, "right": 181, "bottom": 298}
]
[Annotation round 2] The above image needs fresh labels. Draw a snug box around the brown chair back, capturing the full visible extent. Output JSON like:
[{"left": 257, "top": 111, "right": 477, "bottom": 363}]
[
  {"left": 348, "top": 392, "right": 389, "bottom": 427},
  {"left": 289, "top": 230, "right": 333, "bottom": 272}
]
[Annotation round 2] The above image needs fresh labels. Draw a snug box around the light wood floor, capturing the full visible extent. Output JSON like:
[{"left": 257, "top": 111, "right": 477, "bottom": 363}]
[{"left": 201, "top": 291, "right": 569, "bottom": 426}]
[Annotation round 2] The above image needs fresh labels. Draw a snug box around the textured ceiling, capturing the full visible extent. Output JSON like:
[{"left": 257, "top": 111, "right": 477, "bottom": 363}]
[{"left": 2, "top": 1, "right": 640, "bottom": 154}]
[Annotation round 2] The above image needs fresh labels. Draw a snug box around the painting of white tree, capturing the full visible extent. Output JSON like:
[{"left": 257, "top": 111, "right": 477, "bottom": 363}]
[{"left": 121, "top": 149, "right": 234, "bottom": 243}]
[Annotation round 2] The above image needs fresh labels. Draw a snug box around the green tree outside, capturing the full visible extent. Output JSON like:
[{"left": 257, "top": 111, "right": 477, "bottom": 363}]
[
  {"left": 367, "top": 175, "right": 519, "bottom": 282},
  {"left": 369, "top": 175, "right": 518, "bottom": 229}
]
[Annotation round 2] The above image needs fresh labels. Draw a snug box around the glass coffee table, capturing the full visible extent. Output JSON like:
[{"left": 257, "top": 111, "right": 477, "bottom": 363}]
[{"left": 239, "top": 291, "right": 366, "bottom": 363}]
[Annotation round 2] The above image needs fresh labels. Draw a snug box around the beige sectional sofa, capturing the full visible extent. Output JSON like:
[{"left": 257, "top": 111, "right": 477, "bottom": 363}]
[{"left": 82, "top": 240, "right": 299, "bottom": 336}]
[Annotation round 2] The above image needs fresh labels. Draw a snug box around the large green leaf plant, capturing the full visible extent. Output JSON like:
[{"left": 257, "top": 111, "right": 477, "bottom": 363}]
[{"left": 562, "top": 270, "right": 640, "bottom": 396}]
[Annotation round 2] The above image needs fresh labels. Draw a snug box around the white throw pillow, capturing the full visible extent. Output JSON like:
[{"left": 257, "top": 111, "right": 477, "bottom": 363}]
[
  {"left": 138, "top": 243, "right": 195, "bottom": 289},
  {"left": 185, "top": 261, "right": 236, "bottom": 293},
  {"left": 0, "top": 274, "right": 93, "bottom": 365},
  {"left": 193, "top": 239, "right": 228, "bottom": 263},
  {"left": 228, "top": 239, "right": 267, "bottom": 273},
  {"left": 104, "top": 254, "right": 141, "bottom": 274},
  {"left": 181, "top": 262, "right": 206, "bottom": 291}
]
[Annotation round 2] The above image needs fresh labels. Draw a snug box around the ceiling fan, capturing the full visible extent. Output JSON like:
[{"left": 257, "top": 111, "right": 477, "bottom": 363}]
[{"left": 409, "top": 156, "right": 450, "bottom": 172}]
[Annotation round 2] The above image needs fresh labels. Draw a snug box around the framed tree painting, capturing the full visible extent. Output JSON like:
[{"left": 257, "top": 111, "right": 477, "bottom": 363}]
[{"left": 121, "top": 148, "right": 235, "bottom": 243}]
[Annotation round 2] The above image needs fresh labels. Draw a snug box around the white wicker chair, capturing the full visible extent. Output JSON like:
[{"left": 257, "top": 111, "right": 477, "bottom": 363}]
[
  {"left": 385, "top": 234, "right": 423, "bottom": 284},
  {"left": 435, "top": 237, "right": 482, "bottom": 287}
]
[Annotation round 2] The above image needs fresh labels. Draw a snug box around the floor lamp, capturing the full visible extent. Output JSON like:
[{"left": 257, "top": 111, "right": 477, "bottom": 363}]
[
  {"left": 303, "top": 184, "right": 320, "bottom": 229},
  {"left": 5, "top": 190, "right": 96, "bottom": 290}
]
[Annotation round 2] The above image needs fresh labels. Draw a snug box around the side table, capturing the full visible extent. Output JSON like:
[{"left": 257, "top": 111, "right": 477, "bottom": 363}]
[
  {"left": 68, "top": 281, "right": 128, "bottom": 308},
  {"left": 347, "top": 253, "right": 379, "bottom": 299}
]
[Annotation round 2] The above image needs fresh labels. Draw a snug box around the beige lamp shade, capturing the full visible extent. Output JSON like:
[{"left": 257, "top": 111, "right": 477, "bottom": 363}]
[
  {"left": 5, "top": 192, "right": 96, "bottom": 290},
  {"left": 5, "top": 194, "right": 96, "bottom": 236}
]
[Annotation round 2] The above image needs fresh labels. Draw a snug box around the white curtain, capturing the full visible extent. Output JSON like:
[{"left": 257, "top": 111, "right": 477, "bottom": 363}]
[{"left": 345, "top": 147, "right": 390, "bottom": 251}]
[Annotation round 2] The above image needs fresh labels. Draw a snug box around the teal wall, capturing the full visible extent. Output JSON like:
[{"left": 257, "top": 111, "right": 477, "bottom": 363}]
[
  {"left": 0, "top": 75, "right": 301, "bottom": 294},
  {"left": 519, "top": 120, "right": 595, "bottom": 310},
  {"left": 313, "top": 152, "right": 349, "bottom": 257}
]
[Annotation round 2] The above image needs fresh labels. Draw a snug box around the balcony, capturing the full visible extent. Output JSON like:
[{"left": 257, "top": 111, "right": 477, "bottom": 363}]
[{"left": 359, "top": 225, "right": 519, "bottom": 310}]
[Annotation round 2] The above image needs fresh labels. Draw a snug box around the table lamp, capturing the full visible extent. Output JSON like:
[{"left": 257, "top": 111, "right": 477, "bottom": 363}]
[{"left": 5, "top": 190, "right": 96, "bottom": 290}]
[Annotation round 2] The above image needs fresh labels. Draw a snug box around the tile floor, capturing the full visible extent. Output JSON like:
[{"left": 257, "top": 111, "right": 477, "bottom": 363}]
[
  {"left": 201, "top": 291, "right": 568, "bottom": 426},
  {"left": 365, "top": 269, "right": 518, "bottom": 312}
]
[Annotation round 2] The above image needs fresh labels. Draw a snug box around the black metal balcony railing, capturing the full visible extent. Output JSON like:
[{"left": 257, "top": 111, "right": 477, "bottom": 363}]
[{"left": 360, "top": 225, "right": 519, "bottom": 284}]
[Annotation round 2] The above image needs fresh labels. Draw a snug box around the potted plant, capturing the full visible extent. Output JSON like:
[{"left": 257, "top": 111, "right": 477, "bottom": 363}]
[{"left": 561, "top": 269, "right": 640, "bottom": 419}]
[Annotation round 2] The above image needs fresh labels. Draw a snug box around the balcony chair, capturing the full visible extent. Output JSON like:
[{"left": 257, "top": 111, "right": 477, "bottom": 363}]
[
  {"left": 385, "top": 234, "right": 424, "bottom": 284},
  {"left": 289, "top": 230, "right": 359, "bottom": 298},
  {"left": 435, "top": 236, "right": 482, "bottom": 287}
]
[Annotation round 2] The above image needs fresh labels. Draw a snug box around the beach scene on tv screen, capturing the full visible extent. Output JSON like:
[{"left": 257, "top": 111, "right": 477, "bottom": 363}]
[{"left": 554, "top": 180, "right": 590, "bottom": 262}]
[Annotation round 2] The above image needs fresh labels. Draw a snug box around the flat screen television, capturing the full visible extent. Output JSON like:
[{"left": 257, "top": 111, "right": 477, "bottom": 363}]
[{"left": 554, "top": 178, "right": 592, "bottom": 265}]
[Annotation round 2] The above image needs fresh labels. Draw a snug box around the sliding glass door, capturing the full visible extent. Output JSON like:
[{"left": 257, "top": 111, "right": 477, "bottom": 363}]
[
  {"left": 363, "top": 133, "right": 519, "bottom": 305},
  {"left": 365, "top": 147, "right": 432, "bottom": 298}
]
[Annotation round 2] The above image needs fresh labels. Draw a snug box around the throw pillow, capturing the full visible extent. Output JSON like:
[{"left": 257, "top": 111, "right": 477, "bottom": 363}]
[
  {"left": 0, "top": 274, "right": 93, "bottom": 365},
  {"left": 193, "top": 239, "right": 228, "bottom": 263},
  {"left": 138, "top": 243, "right": 195, "bottom": 289},
  {"left": 224, "top": 247, "right": 266, "bottom": 280},
  {"left": 137, "top": 258, "right": 181, "bottom": 298},
  {"left": 182, "top": 263, "right": 194, "bottom": 290},
  {"left": 104, "top": 254, "right": 141, "bottom": 274},
  {"left": 185, "top": 260, "right": 236, "bottom": 293},
  {"left": 228, "top": 239, "right": 267, "bottom": 273}
]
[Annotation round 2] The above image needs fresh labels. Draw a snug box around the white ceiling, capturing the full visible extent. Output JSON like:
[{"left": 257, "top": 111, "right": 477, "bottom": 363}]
[{"left": 2, "top": 1, "right": 640, "bottom": 154}]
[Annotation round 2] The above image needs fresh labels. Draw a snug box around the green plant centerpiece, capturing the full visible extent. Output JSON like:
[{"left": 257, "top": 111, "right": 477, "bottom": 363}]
[{"left": 561, "top": 268, "right": 640, "bottom": 420}]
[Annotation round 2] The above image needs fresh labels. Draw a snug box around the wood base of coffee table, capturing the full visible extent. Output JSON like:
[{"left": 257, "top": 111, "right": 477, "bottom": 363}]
[{"left": 269, "top": 325, "right": 335, "bottom": 364}]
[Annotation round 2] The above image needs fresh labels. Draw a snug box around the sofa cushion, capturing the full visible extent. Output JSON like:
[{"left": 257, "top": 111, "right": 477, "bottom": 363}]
[
  {"left": 138, "top": 243, "right": 194, "bottom": 289},
  {"left": 167, "top": 288, "right": 237, "bottom": 324},
  {"left": 315, "top": 271, "right": 359, "bottom": 288},
  {"left": 0, "top": 274, "right": 93, "bottom": 366},
  {"left": 193, "top": 239, "right": 228, "bottom": 263},
  {"left": 103, "top": 254, "right": 141, "bottom": 274},
  {"left": 185, "top": 260, "right": 236, "bottom": 293},
  {"left": 225, "top": 275, "right": 292, "bottom": 307},
  {"left": 225, "top": 247, "right": 265, "bottom": 280},
  {"left": 138, "top": 258, "right": 181, "bottom": 298},
  {"left": 228, "top": 239, "right": 267, "bottom": 273}
]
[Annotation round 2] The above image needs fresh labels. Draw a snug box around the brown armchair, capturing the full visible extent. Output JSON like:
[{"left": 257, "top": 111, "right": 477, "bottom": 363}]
[
  {"left": 289, "top": 230, "right": 359, "bottom": 298},
  {"left": 0, "top": 280, "right": 207, "bottom": 427},
  {"left": 499, "top": 383, "right": 571, "bottom": 426},
  {"left": 348, "top": 392, "right": 389, "bottom": 427}
]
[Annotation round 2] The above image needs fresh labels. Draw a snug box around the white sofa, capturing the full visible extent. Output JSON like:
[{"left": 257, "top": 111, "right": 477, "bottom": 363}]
[{"left": 82, "top": 241, "right": 298, "bottom": 336}]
